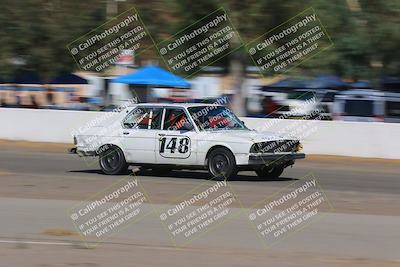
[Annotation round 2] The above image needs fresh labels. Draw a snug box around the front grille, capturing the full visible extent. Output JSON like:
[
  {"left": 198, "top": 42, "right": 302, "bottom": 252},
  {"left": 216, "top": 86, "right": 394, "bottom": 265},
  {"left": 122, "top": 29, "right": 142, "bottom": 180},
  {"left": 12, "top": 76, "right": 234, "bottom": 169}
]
[{"left": 250, "top": 140, "right": 300, "bottom": 153}]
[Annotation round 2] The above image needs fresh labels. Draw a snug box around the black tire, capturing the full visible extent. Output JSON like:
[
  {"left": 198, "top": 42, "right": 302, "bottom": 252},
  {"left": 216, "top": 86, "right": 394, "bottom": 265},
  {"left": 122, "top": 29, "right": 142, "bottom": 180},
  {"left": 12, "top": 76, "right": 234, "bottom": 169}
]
[
  {"left": 99, "top": 146, "right": 128, "bottom": 175},
  {"left": 207, "top": 148, "right": 237, "bottom": 180},
  {"left": 255, "top": 165, "right": 284, "bottom": 179}
]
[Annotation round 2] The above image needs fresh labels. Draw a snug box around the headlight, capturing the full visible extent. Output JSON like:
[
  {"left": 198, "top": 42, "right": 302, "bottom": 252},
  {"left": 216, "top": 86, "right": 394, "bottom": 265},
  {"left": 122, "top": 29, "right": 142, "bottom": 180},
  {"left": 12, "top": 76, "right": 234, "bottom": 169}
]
[{"left": 296, "top": 143, "right": 303, "bottom": 152}]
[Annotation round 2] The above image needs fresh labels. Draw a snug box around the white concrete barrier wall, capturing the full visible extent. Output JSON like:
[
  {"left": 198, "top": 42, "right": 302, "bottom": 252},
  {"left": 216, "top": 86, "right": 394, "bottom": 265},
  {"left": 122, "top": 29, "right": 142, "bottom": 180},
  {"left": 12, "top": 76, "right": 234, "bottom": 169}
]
[
  {"left": 242, "top": 117, "right": 400, "bottom": 159},
  {"left": 1, "top": 108, "right": 400, "bottom": 159},
  {"left": 0, "top": 108, "right": 101, "bottom": 144}
]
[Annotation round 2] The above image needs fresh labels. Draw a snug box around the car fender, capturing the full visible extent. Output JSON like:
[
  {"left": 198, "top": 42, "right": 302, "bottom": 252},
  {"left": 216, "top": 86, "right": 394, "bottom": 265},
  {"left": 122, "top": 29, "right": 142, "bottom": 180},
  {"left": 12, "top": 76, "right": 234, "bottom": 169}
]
[{"left": 197, "top": 140, "right": 252, "bottom": 166}]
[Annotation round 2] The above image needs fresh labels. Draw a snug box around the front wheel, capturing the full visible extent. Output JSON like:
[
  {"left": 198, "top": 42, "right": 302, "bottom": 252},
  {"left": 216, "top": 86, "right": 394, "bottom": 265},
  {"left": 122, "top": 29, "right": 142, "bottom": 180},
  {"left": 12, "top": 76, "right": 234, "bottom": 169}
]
[
  {"left": 255, "top": 165, "right": 284, "bottom": 179},
  {"left": 207, "top": 148, "right": 237, "bottom": 180},
  {"left": 99, "top": 146, "right": 128, "bottom": 175}
]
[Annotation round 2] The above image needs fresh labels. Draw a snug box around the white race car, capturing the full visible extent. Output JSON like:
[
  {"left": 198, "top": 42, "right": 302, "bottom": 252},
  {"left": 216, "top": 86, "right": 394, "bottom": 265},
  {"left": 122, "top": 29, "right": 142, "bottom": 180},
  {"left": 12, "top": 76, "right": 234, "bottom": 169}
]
[{"left": 70, "top": 103, "right": 305, "bottom": 180}]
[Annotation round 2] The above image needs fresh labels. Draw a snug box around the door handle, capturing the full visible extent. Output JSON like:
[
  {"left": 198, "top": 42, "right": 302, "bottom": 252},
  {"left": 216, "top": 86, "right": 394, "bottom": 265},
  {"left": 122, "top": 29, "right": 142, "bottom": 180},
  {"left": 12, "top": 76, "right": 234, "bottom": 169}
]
[
  {"left": 123, "top": 132, "right": 129, "bottom": 135},
  {"left": 158, "top": 134, "right": 165, "bottom": 137}
]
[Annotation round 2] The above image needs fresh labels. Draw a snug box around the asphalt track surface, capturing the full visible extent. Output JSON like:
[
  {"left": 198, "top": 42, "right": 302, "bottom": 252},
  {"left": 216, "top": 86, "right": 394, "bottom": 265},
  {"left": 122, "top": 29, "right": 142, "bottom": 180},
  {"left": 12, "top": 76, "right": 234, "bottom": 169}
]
[{"left": 0, "top": 141, "right": 399, "bottom": 267}]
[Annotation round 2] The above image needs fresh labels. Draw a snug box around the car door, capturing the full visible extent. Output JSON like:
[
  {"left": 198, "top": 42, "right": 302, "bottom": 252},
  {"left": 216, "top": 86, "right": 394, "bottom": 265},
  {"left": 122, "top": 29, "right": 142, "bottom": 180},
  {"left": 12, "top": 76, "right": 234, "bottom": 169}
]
[
  {"left": 121, "top": 107, "right": 162, "bottom": 163},
  {"left": 156, "top": 107, "right": 198, "bottom": 165}
]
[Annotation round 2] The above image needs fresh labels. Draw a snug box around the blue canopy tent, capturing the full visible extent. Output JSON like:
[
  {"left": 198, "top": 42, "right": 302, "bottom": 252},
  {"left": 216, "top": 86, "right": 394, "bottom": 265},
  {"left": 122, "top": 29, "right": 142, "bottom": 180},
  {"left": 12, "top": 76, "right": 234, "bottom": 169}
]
[
  {"left": 49, "top": 73, "right": 87, "bottom": 93},
  {"left": 46, "top": 73, "right": 93, "bottom": 108},
  {"left": 0, "top": 72, "right": 45, "bottom": 107},
  {"left": 113, "top": 66, "right": 190, "bottom": 87},
  {"left": 13, "top": 72, "right": 42, "bottom": 84},
  {"left": 50, "top": 73, "right": 88, "bottom": 84},
  {"left": 113, "top": 66, "right": 190, "bottom": 103},
  {"left": 10, "top": 72, "right": 45, "bottom": 92}
]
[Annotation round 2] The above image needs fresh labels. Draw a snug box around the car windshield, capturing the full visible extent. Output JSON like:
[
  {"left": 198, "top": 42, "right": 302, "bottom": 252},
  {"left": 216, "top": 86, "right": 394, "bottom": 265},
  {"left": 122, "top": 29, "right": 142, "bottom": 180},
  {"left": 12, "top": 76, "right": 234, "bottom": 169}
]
[{"left": 188, "top": 106, "right": 248, "bottom": 131}]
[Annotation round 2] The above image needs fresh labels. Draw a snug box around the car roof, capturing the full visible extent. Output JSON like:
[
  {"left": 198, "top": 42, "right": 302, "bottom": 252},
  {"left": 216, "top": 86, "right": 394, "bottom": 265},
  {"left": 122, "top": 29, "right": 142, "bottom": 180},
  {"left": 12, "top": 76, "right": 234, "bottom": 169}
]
[{"left": 132, "top": 103, "right": 225, "bottom": 108}]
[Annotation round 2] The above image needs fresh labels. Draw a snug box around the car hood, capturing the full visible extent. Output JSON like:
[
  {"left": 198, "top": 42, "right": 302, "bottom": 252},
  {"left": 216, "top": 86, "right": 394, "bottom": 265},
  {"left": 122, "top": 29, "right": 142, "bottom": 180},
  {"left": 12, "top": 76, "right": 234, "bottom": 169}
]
[{"left": 200, "top": 130, "right": 294, "bottom": 143}]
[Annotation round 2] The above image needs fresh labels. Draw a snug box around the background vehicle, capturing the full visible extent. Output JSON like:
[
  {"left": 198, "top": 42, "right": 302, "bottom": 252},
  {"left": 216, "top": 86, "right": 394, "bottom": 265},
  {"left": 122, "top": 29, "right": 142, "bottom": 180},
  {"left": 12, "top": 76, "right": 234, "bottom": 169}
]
[
  {"left": 267, "top": 89, "right": 335, "bottom": 120},
  {"left": 333, "top": 89, "right": 385, "bottom": 122},
  {"left": 278, "top": 90, "right": 318, "bottom": 118},
  {"left": 384, "top": 92, "right": 400, "bottom": 123}
]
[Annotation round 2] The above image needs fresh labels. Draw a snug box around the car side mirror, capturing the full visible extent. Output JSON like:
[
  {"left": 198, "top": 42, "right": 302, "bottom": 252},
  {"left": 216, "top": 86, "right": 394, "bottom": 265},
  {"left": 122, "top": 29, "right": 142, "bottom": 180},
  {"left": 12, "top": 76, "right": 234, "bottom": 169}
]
[
  {"left": 181, "top": 122, "right": 194, "bottom": 131},
  {"left": 123, "top": 122, "right": 134, "bottom": 128}
]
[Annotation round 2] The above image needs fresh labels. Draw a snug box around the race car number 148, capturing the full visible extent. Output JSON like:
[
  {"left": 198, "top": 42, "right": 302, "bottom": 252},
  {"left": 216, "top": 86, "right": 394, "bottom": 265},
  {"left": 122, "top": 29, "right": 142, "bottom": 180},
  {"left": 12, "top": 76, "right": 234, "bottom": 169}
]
[{"left": 159, "top": 136, "right": 191, "bottom": 158}]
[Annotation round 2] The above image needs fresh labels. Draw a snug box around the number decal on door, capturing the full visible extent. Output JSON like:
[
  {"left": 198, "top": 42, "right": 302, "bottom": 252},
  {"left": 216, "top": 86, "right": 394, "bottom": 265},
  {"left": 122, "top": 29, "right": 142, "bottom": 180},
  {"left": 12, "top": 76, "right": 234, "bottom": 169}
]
[{"left": 159, "top": 136, "right": 191, "bottom": 158}]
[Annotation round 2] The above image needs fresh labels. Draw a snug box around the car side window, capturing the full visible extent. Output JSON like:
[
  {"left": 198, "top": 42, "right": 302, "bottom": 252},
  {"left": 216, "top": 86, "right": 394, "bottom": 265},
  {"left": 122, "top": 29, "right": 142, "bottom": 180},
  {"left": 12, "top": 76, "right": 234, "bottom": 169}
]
[
  {"left": 149, "top": 108, "right": 162, "bottom": 129},
  {"left": 163, "top": 108, "right": 193, "bottom": 131},
  {"left": 123, "top": 107, "right": 162, "bottom": 130}
]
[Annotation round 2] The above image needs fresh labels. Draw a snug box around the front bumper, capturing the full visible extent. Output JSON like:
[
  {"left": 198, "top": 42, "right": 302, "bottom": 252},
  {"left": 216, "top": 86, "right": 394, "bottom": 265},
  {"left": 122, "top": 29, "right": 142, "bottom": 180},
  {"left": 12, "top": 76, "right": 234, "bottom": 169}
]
[{"left": 248, "top": 153, "right": 306, "bottom": 165}]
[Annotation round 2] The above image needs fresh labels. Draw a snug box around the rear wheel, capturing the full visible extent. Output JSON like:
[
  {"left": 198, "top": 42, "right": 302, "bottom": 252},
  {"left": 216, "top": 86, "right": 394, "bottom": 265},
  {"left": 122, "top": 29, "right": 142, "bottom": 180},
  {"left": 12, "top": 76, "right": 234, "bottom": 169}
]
[
  {"left": 207, "top": 148, "right": 237, "bottom": 180},
  {"left": 255, "top": 165, "right": 284, "bottom": 179},
  {"left": 99, "top": 146, "right": 128, "bottom": 175}
]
